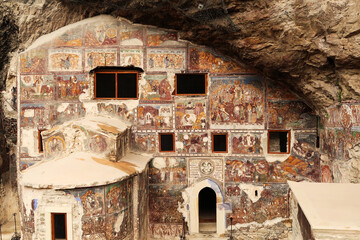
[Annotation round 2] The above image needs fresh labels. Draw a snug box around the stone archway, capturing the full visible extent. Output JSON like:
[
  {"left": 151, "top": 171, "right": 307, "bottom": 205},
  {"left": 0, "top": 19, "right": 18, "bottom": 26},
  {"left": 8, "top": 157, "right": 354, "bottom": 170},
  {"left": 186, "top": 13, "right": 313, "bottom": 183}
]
[{"left": 198, "top": 187, "right": 217, "bottom": 232}]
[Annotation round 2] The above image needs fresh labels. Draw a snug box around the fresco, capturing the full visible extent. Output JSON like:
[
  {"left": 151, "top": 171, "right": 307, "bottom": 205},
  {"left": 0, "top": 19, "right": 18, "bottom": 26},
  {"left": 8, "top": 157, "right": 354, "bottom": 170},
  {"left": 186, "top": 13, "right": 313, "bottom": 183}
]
[
  {"left": 133, "top": 133, "right": 156, "bottom": 152},
  {"left": 97, "top": 103, "right": 135, "bottom": 123},
  {"left": 56, "top": 74, "right": 88, "bottom": 99},
  {"left": 176, "top": 132, "right": 208, "bottom": 154},
  {"left": 267, "top": 81, "right": 298, "bottom": 100},
  {"left": 20, "top": 75, "right": 55, "bottom": 101},
  {"left": 105, "top": 179, "right": 132, "bottom": 214},
  {"left": 322, "top": 129, "right": 360, "bottom": 160},
  {"left": 189, "top": 158, "right": 224, "bottom": 184},
  {"left": 49, "top": 49, "right": 82, "bottom": 71},
  {"left": 140, "top": 74, "right": 172, "bottom": 103},
  {"left": 89, "top": 134, "right": 108, "bottom": 153},
  {"left": 226, "top": 183, "right": 288, "bottom": 224},
  {"left": 20, "top": 103, "right": 48, "bottom": 127},
  {"left": 175, "top": 98, "right": 206, "bottom": 130},
  {"left": 45, "top": 134, "right": 66, "bottom": 157},
  {"left": 268, "top": 101, "right": 316, "bottom": 129},
  {"left": 49, "top": 103, "right": 86, "bottom": 126},
  {"left": 85, "top": 49, "right": 117, "bottom": 70},
  {"left": 20, "top": 49, "right": 46, "bottom": 73},
  {"left": 119, "top": 23, "right": 144, "bottom": 45},
  {"left": 149, "top": 185, "right": 186, "bottom": 223},
  {"left": 82, "top": 216, "right": 106, "bottom": 238},
  {"left": 120, "top": 49, "right": 143, "bottom": 67},
  {"left": 149, "top": 223, "right": 183, "bottom": 239},
  {"left": 137, "top": 104, "right": 173, "bottom": 129},
  {"left": 106, "top": 209, "right": 133, "bottom": 240},
  {"left": 326, "top": 106, "right": 341, "bottom": 128},
  {"left": 53, "top": 27, "right": 82, "bottom": 46},
  {"left": 147, "top": 48, "right": 186, "bottom": 71},
  {"left": 292, "top": 133, "right": 317, "bottom": 161},
  {"left": 225, "top": 156, "right": 320, "bottom": 183},
  {"left": 84, "top": 22, "right": 117, "bottom": 46},
  {"left": 210, "top": 76, "right": 264, "bottom": 127},
  {"left": 146, "top": 29, "right": 182, "bottom": 46},
  {"left": 232, "top": 132, "right": 263, "bottom": 154},
  {"left": 189, "top": 47, "right": 250, "bottom": 73},
  {"left": 149, "top": 157, "right": 186, "bottom": 184},
  {"left": 321, "top": 165, "right": 333, "bottom": 183}
]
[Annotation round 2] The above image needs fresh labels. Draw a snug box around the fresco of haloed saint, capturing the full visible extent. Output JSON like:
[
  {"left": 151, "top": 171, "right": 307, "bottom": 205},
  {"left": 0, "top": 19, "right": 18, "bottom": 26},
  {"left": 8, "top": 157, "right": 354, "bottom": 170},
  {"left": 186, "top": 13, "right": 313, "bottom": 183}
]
[
  {"left": 119, "top": 22, "right": 144, "bottom": 46},
  {"left": 20, "top": 75, "right": 55, "bottom": 101},
  {"left": 267, "top": 101, "right": 316, "bottom": 129},
  {"left": 49, "top": 49, "right": 82, "bottom": 71},
  {"left": 176, "top": 133, "right": 208, "bottom": 154},
  {"left": 189, "top": 47, "right": 250, "bottom": 74},
  {"left": 84, "top": 23, "right": 117, "bottom": 46},
  {"left": 120, "top": 49, "right": 143, "bottom": 68},
  {"left": 149, "top": 158, "right": 187, "bottom": 184},
  {"left": 52, "top": 27, "right": 82, "bottom": 47},
  {"left": 85, "top": 49, "right": 117, "bottom": 70},
  {"left": 210, "top": 76, "right": 264, "bottom": 127},
  {"left": 137, "top": 104, "right": 173, "bottom": 130},
  {"left": 133, "top": 133, "right": 156, "bottom": 152},
  {"left": 147, "top": 48, "right": 186, "bottom": 71},
  {"left": 140, "top": 74, "right": 172, "bottom": 103},
  {"left": 56, "top": 75, "right": 88, "bottom": 100},
  {"left": 20, "top": 49, "right": 46, "bottom": 73},
  {"left": 231, "top": 132, "right": 263, "bottom": 154},
  {"left": 176, "top": 98, "right": 207, "bottom": 130}
]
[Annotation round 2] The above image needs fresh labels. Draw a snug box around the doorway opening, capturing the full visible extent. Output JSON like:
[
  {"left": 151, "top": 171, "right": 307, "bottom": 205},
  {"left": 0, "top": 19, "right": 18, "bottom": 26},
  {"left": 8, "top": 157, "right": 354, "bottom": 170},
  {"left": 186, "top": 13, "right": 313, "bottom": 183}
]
[
  {"left": 199, "top": 187, "right": 216, "bottom": 233},
  {"left": 51, "top": 213, "right": 67, "bottom": 240}
]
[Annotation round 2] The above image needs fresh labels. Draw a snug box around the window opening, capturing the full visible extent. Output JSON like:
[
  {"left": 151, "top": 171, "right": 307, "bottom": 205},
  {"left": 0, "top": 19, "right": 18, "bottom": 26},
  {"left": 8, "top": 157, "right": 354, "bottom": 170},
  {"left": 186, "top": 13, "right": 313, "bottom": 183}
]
[
  {"left": 52, "top": 213, "right": 67, "bottom": 240},
  {"left": 268, "top": 130, "right": 290, "bottom": 153},
  {"left": 38, "top": 129, "right": 46, "bottom": 153},
  {"left": 159, "top": 133, "right": 175, "bottom": 152},
  {"left": 176, "top": 73, "right": 207, "bottom": 95},
  {"left": 212, "top": 133, "right": 227, "bottom": 152}
]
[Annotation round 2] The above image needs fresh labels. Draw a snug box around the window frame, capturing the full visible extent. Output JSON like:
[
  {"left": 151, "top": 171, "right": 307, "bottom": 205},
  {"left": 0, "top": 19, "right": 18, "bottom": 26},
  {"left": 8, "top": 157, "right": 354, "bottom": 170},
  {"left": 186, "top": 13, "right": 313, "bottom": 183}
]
[
  {"left": 51, "top": 212, "right": 67, "bottom": 240},
  {"left": 267, "top": 130, "right": 291, "bottom": 154},
  {"left": 94, "top": 70, "right": 139, "bottom": 100},
  {"left": 175, "top": 73, "right": 208, "bottom": 96},
  {"left": 38, "top": 129, "right": 46, "bottom": 153},
  {"left": 212, "top": 133, "right": 228, "bottom": 153},
  {"left": 159, "top": 133, "right": 175, "bottom": 153}
]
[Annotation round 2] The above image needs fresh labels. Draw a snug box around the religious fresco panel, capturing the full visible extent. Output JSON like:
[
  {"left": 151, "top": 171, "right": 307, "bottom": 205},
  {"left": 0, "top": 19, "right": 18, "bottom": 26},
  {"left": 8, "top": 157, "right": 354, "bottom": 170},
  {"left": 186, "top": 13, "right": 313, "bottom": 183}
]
[
  {"left": 292, "top": 132, "right": 317, "bottom": 162},
  {"left": 82, "top": 215, "right": 106, "bottom": 238},
  {"left": 49, "top": 102, "right": 86, "bottom": 126},
  {"left": 146, "top": 29, "right": 183, "bottom": 47},
  {"left": 20, "top": 75, "right": 55, "bottom": 101},
  {"left": 140, "top": 74, "right": 172, "bottom": 103},
  {"left": 149, "top": 157, "right": 186, "bottom": 185},
  {"left": 209, "top": 76, "right": 264, "bottom": 127},
  {"left": 52, "top": 27, "right": 83, "bottom": 47},
  {"left": 225, "top": 183, "right": 288, "bottom": 224},
  {"left": 119, "top": 22, "right": 144, "bottom": 46},
  {"left": 84, "top": 22, "right": 118, "bottom": 46},
  {"left": 85, "top": 49, "right": 117, "bottom": 70},
  {"left": 66, "top": 187, "right": 105, "bottom": 216},
  {"left": 133, "top": 133, "right": 156, "bottom": 153},
  {"left": 267, "top": 81, "right": 298, "bottom": 101},
  {"left": 268, "top": 101, "right": 316, "bottom": 129},
  {"left": 231, "top": 132, "right": 263, "bottom": 154},
  {"left": 105, "top": 179, "right": 132, "bottom": 214},
  {"left": 225, "top": 156, "right": 320, "bottom": 183},
  {"left": 20, "top": 103, "right": 48, "bottom": 128},
  {"left": 97, "top": 103, "right": 135, "bottom": 123},
  {"left": 176, "top": 132, "right": 208, "bottom": 154},
  {"left": 175, "top": 98, "right": 206, "bottom": 130},
  {"left": 321, "top": 165, "right": 333, "bottom": 183},
  {"left": 44, "top": 133, "right": 66, "bottom": 157},
  {"left": 137, "top": 104, "right": 173, "bottom": 130},
  {"left": 48, "top": 49, "right": 82, "bottom": 72},
  {"left": 148, "top": 223, "right": 183, "bottom": 239},
  {"left": 20, "top": 49, "right": 46, "bottom": 74},
  {"left": 105, "top": 209, "right": 133, "bottom": 240},
  {"left": 147, "top": 48, "right": 186, "bottom": 71},
  {"left": 148, "top": 185, "right": 186, "bottom": 224},
  {"left": 56, "top": 74, "right": 88, "bottom": 100},
  {"left": 189, "top": 47, "right": 250, "bottom": 73},
  {"left": 119, "top": 49, "right": 143, "bottom": 68}
]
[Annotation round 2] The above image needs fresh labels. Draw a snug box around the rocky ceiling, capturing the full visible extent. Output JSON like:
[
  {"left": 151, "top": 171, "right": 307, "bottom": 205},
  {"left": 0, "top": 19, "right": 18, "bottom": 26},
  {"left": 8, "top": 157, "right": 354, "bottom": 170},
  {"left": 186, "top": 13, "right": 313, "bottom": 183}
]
[{"left": 1, "top": 0, "right": 360, "bottom": 114}]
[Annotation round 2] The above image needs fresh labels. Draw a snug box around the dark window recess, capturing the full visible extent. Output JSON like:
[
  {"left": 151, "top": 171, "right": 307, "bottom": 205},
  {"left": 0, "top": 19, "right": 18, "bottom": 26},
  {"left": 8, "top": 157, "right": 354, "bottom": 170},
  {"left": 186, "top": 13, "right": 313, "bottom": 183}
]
[
  {"left": 117, "top": 73, "right": 137, "bottom": 98},
  {"left": 213, "top": 134, "right": 227, "bottom": 152},
  {"left": 96, "top": 73, "right": 116, "bottom": 98},
  {"left": 269, "top": 131, "right": 289, "bottom": 153},
  {"left": 160, "top": 134, "right": 174, "bottom": 152},
  {"left": 176, "top": 74, "right": 206, "bottom": 95},
  {"left": 52, "top": 213, "right": 66, "bottom": 240},
  {"left": 38, "top": 130, "right": 45, "bottom": 153}
]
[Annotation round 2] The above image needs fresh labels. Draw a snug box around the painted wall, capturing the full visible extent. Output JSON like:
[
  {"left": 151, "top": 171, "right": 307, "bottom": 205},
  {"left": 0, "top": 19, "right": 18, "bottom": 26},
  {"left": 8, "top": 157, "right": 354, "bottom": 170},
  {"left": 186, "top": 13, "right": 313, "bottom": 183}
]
[{"left": 18, "top": 15, "right": 320, "bottom": 239}]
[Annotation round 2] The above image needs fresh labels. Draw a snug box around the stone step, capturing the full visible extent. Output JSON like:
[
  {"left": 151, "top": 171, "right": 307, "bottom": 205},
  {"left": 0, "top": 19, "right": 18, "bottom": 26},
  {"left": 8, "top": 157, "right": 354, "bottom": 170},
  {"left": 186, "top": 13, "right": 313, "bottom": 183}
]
[{"left": 187, "top": 233, "right": 229, "bottom": 240}]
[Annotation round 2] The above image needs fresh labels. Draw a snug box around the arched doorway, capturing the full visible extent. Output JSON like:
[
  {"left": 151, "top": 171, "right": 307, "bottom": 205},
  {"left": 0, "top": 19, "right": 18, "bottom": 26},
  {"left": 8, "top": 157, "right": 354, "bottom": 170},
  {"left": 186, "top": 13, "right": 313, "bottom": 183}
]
[{"left": 199, "top": 187, "right": 216, "bottom": 233}]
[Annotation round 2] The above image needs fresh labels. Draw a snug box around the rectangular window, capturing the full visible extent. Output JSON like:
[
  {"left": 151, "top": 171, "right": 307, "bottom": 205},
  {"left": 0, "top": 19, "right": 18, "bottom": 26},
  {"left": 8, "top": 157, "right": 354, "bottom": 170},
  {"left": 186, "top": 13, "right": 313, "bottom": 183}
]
[
  {"left": 159, "top": 133, "right": 175, "bottom": 152},
  {"left": 212, "top": 133, "right": 227, "bottom": 152},
  {"left": 95, "top": 71, "right": 138, "bottom": 99},
  {"left": 38, "top": 129, "right": 46, "bottom": 153},
  {"left": 52, "top": 213, "right": 67, "bottom": 240},
  {"left": 175, "top": 73, "right": 207, "bottom": 95},
  {"left": 268, "top": 130, "right": 290, "bottom": 154}
]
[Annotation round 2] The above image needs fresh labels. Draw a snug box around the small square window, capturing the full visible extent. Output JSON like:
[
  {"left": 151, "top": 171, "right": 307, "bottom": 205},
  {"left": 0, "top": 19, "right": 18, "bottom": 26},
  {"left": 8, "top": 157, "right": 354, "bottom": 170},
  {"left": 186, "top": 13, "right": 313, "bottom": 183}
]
[
  {"left": 95, "top": 71, "right": 138, "bottom": 99},
  {"left": 176, "top": 73, "right": 207, "bottom": 95},
  {"left": 212, "top": 133, "right": 228, "bottom": 152},
  {"left": 159, "top": 133, "right": 175, "bottom": 152},
  {"left": 38, "top": 129, "right": 46, "bottom": 153},
  {"left": 52, "top": 213, "right": 67, "bottom": 240},
  {"left": 268, "top": 130, "right": 290, "bottom": 154}
]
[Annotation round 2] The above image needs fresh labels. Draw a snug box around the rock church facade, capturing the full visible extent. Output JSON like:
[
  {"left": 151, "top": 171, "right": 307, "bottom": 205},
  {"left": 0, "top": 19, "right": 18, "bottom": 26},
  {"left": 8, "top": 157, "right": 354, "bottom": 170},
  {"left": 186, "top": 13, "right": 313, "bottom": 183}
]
[{"left": 17, "top": 15, "right": 320, "bottom": 239}]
